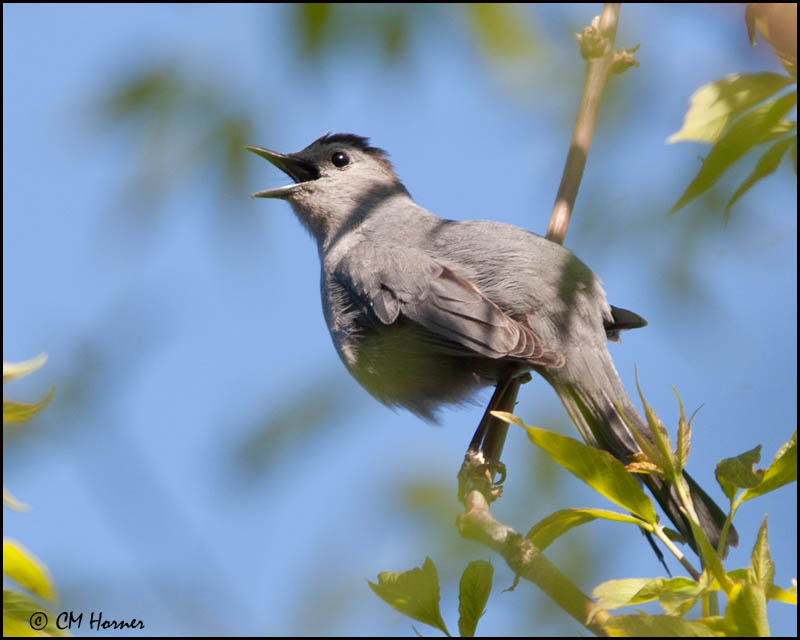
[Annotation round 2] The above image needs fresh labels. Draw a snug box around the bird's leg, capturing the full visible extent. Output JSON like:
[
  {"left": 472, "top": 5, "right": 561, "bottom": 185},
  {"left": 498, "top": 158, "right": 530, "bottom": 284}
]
[
  {"left": 467, "top": 378, "right": 512, "bottom": 453},
  {"left": 481, "top": 375, "right": 529, "bottom": 465},
  {"left": 459, "top": 374, "right": 530, "bottom": 502}
]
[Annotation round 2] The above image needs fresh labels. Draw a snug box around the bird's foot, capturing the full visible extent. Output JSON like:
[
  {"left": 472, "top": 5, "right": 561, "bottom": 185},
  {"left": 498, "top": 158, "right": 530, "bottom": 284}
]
[{"left": 458, "top": 449, "right": 506, "bottom": 504}]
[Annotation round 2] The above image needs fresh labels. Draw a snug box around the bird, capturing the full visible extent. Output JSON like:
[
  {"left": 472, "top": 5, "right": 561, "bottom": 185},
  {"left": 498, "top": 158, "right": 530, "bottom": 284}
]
[{"left": 245, "top": 132, "right": 736, "bottom": 556}]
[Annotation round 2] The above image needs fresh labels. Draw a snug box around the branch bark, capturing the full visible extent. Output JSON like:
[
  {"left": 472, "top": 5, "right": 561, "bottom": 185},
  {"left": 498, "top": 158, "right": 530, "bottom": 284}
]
[{"left": 457, "top": 490, "right": 611, "bottom": 635}]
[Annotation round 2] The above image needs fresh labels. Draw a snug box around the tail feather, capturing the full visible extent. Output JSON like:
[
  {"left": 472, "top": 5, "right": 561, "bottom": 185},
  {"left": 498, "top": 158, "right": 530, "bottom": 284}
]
[
  {"left": 642, "top": 470, "right": 737, "bottom": 556},
  {"left": 545, "top": 369, "right": 738, "bottom": 557}
]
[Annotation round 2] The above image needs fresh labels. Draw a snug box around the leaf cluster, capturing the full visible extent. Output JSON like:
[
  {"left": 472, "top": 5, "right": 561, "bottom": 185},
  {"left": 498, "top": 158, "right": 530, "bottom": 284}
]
[
  {"left": 669, "top": 72, "right": 796, "bottom": 218},
  {"left": 370, "top": 385, "right": 796, "bottom": 636},
  {"left": 3, "top": 356, "right": 65, "bottom": 637}
]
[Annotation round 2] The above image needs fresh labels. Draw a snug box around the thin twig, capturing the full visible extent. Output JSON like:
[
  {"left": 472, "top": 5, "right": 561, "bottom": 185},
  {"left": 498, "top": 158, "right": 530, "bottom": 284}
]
[
  {"left": 651, "top": 525, "right": 702, "bottom": 580},
  {"left": 546, "top": 3, "right": 621, "bottom": 245}
]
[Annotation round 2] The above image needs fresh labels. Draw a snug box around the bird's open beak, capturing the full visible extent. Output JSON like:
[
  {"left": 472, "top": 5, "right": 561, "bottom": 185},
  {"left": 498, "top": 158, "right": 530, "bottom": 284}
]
[{"left": 245, "top": 145, "right": 319, "bottom": 198}]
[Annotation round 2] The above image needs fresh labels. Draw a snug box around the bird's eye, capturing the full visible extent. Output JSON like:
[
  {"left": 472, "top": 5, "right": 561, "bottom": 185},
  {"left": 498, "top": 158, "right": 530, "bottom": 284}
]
[{"left": 331, "top": 151, "right": 349, "bottom": 168}]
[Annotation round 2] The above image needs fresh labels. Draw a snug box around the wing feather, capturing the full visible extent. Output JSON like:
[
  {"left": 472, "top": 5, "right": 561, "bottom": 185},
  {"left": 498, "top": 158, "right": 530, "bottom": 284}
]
[{"left": 335, "top": 245, "right": 563, "bottom": 367}]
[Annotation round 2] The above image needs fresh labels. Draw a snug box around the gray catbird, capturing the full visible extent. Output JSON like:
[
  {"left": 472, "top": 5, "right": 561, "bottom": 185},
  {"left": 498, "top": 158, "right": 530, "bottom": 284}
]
[{"left": 246, "top": 133, "right": 736, "bottom": 555}]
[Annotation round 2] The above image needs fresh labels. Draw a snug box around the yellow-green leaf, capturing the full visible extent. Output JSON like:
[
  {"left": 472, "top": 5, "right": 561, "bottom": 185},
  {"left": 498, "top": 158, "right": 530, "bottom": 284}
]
[
  {"left": 767, "top": 582, "right": 797, "bottom": 605},
  {"left": 668, "top": 73, "right": 793, "bottom": 144},
  {"left": 526, "top": 508, "right": 644, "bottom": 551},
  {"left": 2, "top": 540, "right": 56, "bottom": 603},
  {"left": 742, "top": 430, "right": 797, "bottom": 501},
  {"left": 670, "top": 91, "right": 797, "bottom": 213},
  {"left": 724, "top": 581, "right": 770, "bottom": 637},
  {"left": 3, "top": 388, "right": 56, "bottom": 424},
  {"left": 748, "top": 516, "right": 774, "bottom": 590},
  {"left": 3, "top": 589, "right": 66, "bottom": 637},
  {"left": 592, "top": 575, "right": 705, "bottom": 617},
  {"left": 633, "top": 376, "right": 675, "bottom": 477},
  {"left": 603, "top": 613, "right": 716, "bottom": 636},
  {"left": 3, "top": 487, "right": 29, "bottom": 512},
  {"left": 3, "top": 354, "right": 48, "bottom": 383},
  {"left": 715, "top": 445, "right": 764, "bottom": 500},
  {"left": 673, "top": 387, "right": 692, "bottom": 472},
  {"left": 726, "top": 135, "right": 796, "bottom": 213},
  {"left": 494, "top": 412, "right": 657, "bottom": 523},
  {"left": 592, "top": 578, "right": 656, "bottom": 611}
]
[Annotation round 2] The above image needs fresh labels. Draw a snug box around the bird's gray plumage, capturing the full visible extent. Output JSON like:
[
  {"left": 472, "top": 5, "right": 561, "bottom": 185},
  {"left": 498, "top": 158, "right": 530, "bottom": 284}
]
[{"left": 246, "top": 133, "right": 736, "bottom": 555}]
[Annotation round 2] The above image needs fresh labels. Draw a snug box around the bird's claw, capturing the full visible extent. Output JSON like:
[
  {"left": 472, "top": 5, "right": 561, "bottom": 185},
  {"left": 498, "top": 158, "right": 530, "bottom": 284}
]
[{"left": 458, "top": 449, "right": 506, "bottom": 504}]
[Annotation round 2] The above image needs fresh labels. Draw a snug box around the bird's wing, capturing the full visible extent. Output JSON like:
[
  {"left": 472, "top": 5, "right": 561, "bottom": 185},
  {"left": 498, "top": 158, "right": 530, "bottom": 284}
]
[{"left": 334, "top": 244, "right": 564, "bottom": 367}]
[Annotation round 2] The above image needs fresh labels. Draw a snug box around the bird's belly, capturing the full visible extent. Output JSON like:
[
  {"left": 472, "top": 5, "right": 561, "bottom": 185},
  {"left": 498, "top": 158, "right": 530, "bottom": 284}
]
[{"left": 337, "top": 320, "right": 528, "bottom": 421}]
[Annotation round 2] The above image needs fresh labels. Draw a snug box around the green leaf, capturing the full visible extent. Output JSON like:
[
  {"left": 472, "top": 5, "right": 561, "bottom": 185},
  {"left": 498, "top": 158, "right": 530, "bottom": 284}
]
[
  {"left": 726, "top": 135, "right": 796, "bottom": 212},
  {"left": 3, "top": 388, "right": 56, "bottom": 424},
  {"left": 715, "top": 445, "right": 764, "bottom": 500},
  {"left": 742, "top": 430, "right": 797, "bottom": 501},
  {"left": 368, "top": 557, "right": 449, "bottom": 636},
  {"left": 457, "top": 560, "right": 493, "bottom": 638},
  {"left": 668, "top": 73, "right": 794, "bottom": 144},
  {"left": 526, "top": 508, "right": 644, "bottom": 551},
  {"left": 494, "top": 412, "right": 657, "bottom": 523},
  {"left": 748, "top": 516, "right": 774, "bottom": 590},
  {"left": 670, "top": 91, "right": 798, "bottom": 213},
  {"left": 603, "top": 613, "right": 716, "bottom": 636},
  {"left": 2, "top": 540, "right": 56, "bottom": 603},
  {"left": 3, "top": 354, "right": 48, "bottom": 382},
  {"left": 724, "top": 581, "right": 770, "bottom": 637}
]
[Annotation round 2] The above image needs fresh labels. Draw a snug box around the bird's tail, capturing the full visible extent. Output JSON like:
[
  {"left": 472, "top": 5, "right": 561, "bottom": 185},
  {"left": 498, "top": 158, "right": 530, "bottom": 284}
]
[{"left": 544, "top": 362, "right": 738, "bottom": 557}]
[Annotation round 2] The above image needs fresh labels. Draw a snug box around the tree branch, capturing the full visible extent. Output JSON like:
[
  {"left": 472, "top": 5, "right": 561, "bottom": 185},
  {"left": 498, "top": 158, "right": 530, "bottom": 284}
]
[{"left": 457, "top": 489, "right": 611, "bottom": 636}]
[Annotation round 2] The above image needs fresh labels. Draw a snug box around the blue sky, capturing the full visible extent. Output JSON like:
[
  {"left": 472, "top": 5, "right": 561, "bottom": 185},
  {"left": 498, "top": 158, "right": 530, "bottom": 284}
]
[{"left": 4, "top": 4, "right": 796, "bottom": 636}]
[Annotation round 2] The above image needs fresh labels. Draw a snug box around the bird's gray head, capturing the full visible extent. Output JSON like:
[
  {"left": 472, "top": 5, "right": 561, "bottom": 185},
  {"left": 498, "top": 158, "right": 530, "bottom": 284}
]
[{"left": 246, "top": 133, "right": 409, "bottom": 247}]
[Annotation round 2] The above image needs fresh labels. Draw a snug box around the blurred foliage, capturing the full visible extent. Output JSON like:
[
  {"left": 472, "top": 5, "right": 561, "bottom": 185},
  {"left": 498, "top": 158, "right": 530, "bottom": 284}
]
[
  {"left": 464, "top": 3, "right": 539, "bottom": 62},
  {"left": 97, "top": 63, "right": 254, "bottom": 222},
  {"left": 234, "top": 371, "right": 363, "bottom": 476},
  {"left": 94, "top": 4, "right": 543, "bottom": 228},
  {"left": 3, "top": 356, "right": 65, "bottom": 637},
  {"left": 294, "top": 3, "right": 412, "bottom": 61},
  {"left": 292, "top": 4, "right": 539, "bottom": 64},
  {"left": 670, "top": 4, "right": 797, "bottom": 219}
]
